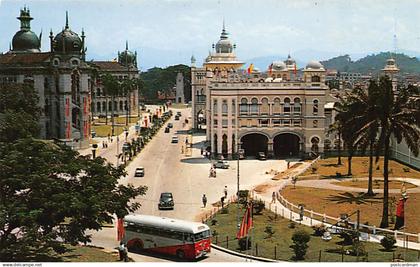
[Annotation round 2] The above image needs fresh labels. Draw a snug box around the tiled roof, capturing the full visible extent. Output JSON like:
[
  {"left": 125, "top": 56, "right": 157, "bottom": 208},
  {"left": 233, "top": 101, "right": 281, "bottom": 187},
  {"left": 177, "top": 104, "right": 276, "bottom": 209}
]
[
  {"left": 91, "top": 61, "right": 129, "bottom": 71},
  {"left": 0, "top": 52, "right": 51, "bottom": 65}
]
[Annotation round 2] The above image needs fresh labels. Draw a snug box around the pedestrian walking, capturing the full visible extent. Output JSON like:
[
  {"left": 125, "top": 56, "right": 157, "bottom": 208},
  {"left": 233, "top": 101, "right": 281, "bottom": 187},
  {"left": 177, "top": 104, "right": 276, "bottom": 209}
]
[
  {"left": 108, "top": 133, "right": 111, "bottom": 142},
  {"left": 299, "top": 205, "right": 305, "bottom": 221},
  {"left": 220, "top": 196, "right": 225, "bottom": 208},
  {"left": 223, "top": 186, "right": 228, "bottom": 198},
  {"left": 202, "top": 194, "right": 207, "bottom": 208},
  {"left": 118, "top": 242, "right": 128, "bottom": 261},
  {"left": 271, "top": 191, "right": 276, "bottom": 203},
  {"left": 102, "top": 141, "right": 105, "bottom": 148}
]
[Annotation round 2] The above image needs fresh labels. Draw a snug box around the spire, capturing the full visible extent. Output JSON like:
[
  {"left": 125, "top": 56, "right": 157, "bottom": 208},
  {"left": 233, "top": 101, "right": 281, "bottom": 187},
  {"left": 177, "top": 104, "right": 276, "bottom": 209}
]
[
  {"left": 126, "top": 40, "right": 129, "bottom": 51},
  {"left": 17, "top": 6, "right": 33, "bottom": 30},
  {"left": 65, "top": 11, "right": 69, "bottom": 29},
  {"left": 220, "top": 19, "right": 228, "bottom": 39}
]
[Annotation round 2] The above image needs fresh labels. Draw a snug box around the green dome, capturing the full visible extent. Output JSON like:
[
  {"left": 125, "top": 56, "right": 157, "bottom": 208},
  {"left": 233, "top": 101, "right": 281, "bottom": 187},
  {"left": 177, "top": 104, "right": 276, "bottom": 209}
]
[
  {"left": 118, "top": 41, "right": 137, "bottom": 67},
  {"left": 53, "top": 28, "right": 82, "bottom": 54},
  {"left": 12, "top": 30, "right": 40, "bottom": 52}
]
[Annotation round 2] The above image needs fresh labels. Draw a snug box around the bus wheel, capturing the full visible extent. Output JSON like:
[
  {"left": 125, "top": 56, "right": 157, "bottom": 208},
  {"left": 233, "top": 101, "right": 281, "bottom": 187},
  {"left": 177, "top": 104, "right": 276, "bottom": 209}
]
[
  {"left": 176, "top": 250, "right": 185, "bottom": 259},
  {"left": 130, "top": 240, "right": 143, "bottom": 253}
]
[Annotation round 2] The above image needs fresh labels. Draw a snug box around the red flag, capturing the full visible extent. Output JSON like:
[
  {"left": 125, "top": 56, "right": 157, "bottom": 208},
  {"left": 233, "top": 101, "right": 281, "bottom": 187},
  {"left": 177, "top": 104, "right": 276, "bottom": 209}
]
[
  {"left": 394, "top": 198, "right": 407, "bottom": 230},
  {"left": 396, "top": 198, "right": 405, "bottom": 218},
  {"left": 293, "top": 63, "right": 297, "bottom": 76},
  {"left": 237, "top": 203, "right": 253, "bottom": 239},
  {"left": 117, "top": 218, "right": 125, "bottom": 241},
  {"left": 247, "top": 64, "right": 254, "bottom": 74},
  {"left": 268, "top": 63, "right": 273, "bottom": 76}
]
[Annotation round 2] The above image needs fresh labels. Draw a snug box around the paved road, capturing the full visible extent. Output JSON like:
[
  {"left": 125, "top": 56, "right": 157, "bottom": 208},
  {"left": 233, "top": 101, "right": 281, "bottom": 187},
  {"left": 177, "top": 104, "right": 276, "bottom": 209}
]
[{"left": 89, "top": 107, "right": 290, "bottom": 262}]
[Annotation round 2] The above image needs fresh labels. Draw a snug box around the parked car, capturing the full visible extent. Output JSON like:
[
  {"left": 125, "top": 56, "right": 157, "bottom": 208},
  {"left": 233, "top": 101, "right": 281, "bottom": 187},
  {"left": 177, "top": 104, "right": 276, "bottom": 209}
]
[
  {"left": 134, "top": 167, "right": 145, "bottom": 177},
  {"left": 164, "top": 127, "right": 170, "bottom": 133},
  {"left": 171, "top": 136, "right": 179, "bottom": 143},
  {"left": 158, "top": 192, "right": 174, "bottom": 210},
  {"left": 175, "top": 115, "right": 180, "bottom": 120},
  {"left": 168, "top": 122, "right": 173, "bottom": 128},
  {"left": 257, "top": 152, "right": 267, "bottom": 160},
  {"left": 176, "top": 111, "right": 182, "bottom": 117},
  {"left": 214, "top": 160, "right": 229, "bottom": 169}
]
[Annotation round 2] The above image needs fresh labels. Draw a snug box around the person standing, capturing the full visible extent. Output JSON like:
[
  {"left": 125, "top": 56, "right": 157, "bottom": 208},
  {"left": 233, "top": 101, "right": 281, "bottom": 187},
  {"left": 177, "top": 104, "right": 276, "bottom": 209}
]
[
  {"left": 224, "top": 186, "right": 228, "bottom": 198},
  {"left": 202, "top": 194, "right": 207, "bottom": 208},
  {"left": 271, "top": 192, "right": 276, "bottom": 203},
  {"left": 221, "top": 196, "right": 225, "bottom": 208}
]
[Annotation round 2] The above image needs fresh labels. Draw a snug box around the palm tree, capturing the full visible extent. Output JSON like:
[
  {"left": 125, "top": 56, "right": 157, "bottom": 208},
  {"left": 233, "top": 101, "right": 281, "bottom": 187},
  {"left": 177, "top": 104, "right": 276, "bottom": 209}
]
[
  {"left": 121, "top": 78, "right": 135, "bottom": 126},
  {"left": 374, "top": 76, "right": 420, "bottom": 228},
  {"left": 328, "top": 119, "right": 343, "bottom": 166}
]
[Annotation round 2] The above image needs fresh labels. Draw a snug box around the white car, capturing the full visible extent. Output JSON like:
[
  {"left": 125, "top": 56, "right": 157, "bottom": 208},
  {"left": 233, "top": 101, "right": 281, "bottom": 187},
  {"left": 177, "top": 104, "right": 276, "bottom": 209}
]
[
  {"left": 214, "top": 160, "right": 229, "bottom": 169},
  {"left": 134, "top": 167, "right": 145, "bottom": 177},
  {"left": 171, "top": 136, "right": 179, "bottom": 143}
]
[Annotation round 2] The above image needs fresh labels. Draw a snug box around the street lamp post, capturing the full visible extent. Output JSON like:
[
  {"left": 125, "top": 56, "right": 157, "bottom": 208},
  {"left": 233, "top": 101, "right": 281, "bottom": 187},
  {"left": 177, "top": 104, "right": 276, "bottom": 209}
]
[
  {"left": 92, "top": 144, "right": 98, "bottom": 159},
  {"left": 124, "top": 128, "right": 129, "bottom": 141}
]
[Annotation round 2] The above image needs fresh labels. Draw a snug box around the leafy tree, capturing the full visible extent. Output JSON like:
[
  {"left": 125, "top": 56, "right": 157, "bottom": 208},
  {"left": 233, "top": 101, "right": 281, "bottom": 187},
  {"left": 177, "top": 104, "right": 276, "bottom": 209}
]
[
  {"left": 380, "top": 235, "right": 396, "bottom": 251},
  {"left": 101, "top": 74, "right": 120, "bottom": 133},
  {"left": 0, "top": 83, "right": 40, "bottom": 142},
  {"left": 328, "top": 120, "right": 343, "bottom": 165},
  {"left": 0, "top": 138, "right": 147, "bottom": 261},
  {"left": 290, "top": 230, "right": 310, "bottom": 260}
]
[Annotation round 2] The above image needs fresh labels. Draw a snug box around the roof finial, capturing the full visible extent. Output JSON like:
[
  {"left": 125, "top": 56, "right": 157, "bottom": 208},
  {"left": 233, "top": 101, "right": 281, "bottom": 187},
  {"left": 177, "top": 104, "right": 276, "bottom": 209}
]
[
  {"left": 126, "top": 40, "right": 128, "bottom": 50},
  {"left": 65, "top": 11, "right": 69, "bottom": 29},
  {"left": 223, "top": 18, "right": 225, "bottom": 31}
]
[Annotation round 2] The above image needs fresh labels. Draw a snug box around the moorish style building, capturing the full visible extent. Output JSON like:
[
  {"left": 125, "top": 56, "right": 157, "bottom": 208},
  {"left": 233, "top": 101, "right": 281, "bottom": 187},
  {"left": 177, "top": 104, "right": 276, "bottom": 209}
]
[
  {"left": 192, "top": 25, "right": 331, "bottom": 159},
  {"left": 0, "top": 9, "right": 91, "bottom": 148},
  {"left": 90, "top": 42, "right": 139, "bottom": 118}
]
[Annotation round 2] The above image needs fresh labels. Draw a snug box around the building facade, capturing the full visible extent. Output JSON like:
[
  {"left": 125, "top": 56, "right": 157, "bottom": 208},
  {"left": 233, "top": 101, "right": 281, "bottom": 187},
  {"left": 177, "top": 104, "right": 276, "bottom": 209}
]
[
  {"left": 90, "top": 43, "right": 139, "bottom": 118},
  {"left": 0, "top": 9, "right": 91, "bottom": 148},
  {"left": 192, "top": 25, "right": 330, "bottom": 159}
]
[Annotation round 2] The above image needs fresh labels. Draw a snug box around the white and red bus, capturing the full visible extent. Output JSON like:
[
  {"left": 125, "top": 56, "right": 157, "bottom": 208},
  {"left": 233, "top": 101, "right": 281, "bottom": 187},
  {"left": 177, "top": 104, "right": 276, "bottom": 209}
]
[{"left": 123, "top": 214, "right": 211, "bottom": 260}]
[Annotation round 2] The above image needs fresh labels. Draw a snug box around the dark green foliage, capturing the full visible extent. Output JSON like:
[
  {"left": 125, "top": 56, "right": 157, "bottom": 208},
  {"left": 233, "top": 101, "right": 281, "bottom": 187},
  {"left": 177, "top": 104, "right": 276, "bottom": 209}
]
[
  {"left": 312, "top": 225, "right": 326, "bottom": 236},
  {"left": 238, "top": 237, "right": 251, "bottom": 250},
  {"left": 211, "top": 219, "right": 218, "bottom": 226},
  {"left": 141, "top": 64, "right": 191, "bottom": 102},
  {"left": 252, "top": 199, "right": 265, "bottom": 215},
  {"left": 220, "top": 207, "right": 229, "bottom": 214},
  {"left": 238, "top": 190, "right": 249, "bottom": 205},
  {"left": 321, "top": 52, "right": 420, "bottom": 74},
  {"left": 290, "top": 230, "right": 310, "bottom": 260},
  {"left": 380, "top": 235, "right": 396, "bottom": 251},
  {"left": 264, "top": 225, "right": 275, "bottom": 238},
  {"left": 288, "top": 222, "right": 296, "bottom": 229},
  {"left": 338, "top": 230, "right": 359, "bottom": 245},
  {"left": 0, "top": 83, "right": 40, "bottom": 141},
  {"left": 0, "top": 139, "right": 147, "bottom": 261},
  {"left": 351, "top": 241, "right": 367, "bottom": 256}
]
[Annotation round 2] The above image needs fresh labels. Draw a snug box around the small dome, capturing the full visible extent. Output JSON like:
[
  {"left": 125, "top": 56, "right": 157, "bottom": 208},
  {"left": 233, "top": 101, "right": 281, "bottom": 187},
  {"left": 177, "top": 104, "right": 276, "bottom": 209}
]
[
  {"left": 12, "top": 30, "right": 40, "bottom": 52},
  {"left": 272, "top": 61, "right": 287, "bottom": 71},
  {"left": 215, "top": 25, "right": 233, "bottom": 53},
  {"left": 306, "top": 60, "right": 324, "bottom": 70},
  {"left": 52, "top": 13, "right": 82, "bottom": 54},
  {"left": 284, "top": 54, "right": 296, "bottom": 66},
  {"left": 118, "top": 41, "right": 136, "bottom": 66}
]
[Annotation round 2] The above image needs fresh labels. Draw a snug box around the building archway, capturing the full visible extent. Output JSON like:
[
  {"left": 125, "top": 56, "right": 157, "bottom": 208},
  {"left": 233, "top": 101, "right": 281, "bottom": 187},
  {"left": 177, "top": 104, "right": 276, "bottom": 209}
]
[
  {"left": 222, "top": 134, "right": 228, "bottom": 157},
  {"left": 273, "top": 133, "right": 300, "bottom": 157},
  {"left": 213, "top": 134, "right": 218, "bottom": 155},
  {"left": 240, "top": 133, "right": 268, "bottom": 157}
]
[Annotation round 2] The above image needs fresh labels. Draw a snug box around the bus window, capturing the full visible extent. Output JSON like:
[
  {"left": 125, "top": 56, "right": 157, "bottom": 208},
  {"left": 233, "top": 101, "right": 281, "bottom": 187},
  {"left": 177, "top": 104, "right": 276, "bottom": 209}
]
[
  {"left": 194, "top": 230, "right": 210, "bottom": 241},
  {"left": 184, "top": 233, "right": 193, "bottom": 242}
]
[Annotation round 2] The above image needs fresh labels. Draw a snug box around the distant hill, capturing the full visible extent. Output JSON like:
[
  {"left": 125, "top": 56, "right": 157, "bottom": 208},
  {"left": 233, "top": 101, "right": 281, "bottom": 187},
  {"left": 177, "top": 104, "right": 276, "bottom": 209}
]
[
  {"left": 140, "top": 64, "right": 191, "bottom": 102},
  {"left": 321, "top": 52, "right": 420, "bottom": 74}
]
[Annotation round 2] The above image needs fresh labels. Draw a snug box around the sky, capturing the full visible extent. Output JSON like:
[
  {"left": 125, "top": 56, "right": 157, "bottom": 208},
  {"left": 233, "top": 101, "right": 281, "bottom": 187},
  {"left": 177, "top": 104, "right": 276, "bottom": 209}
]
[{"left": 1, "top": 0, "right": 420, "bottom": 70}]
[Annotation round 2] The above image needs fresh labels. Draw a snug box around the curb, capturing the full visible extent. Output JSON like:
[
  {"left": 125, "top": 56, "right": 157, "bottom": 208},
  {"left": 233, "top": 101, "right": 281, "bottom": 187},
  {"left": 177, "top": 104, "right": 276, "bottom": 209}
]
[{"left": 211, "top": 243, "right": 278, "bottom": 262}]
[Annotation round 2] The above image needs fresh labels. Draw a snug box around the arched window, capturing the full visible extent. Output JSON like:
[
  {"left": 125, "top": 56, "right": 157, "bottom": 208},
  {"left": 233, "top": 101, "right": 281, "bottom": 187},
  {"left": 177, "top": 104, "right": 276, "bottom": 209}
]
[
  {"left": 96, "top": 102, "right": 101, "bottom": 113},
  {"left": 311, "top": 137, "right": 320, "bottom": 153},
  {"left": 108, "top": 101, "right": 112, "bottom": 111},
  {"left": 311, "top": 75, "right": 321, "bottom": 82},
  {"left": 124, "top": 100, "right": 127, "bottom": 111},
  {"left": 250, "top": 98, "right": 258, "bottom": 114},
  {"left": 273, "top": 98, "right": 281, "bottom": 115},
  {"left": 119, "top": 101, "right": 123, "bottom": 111},
  {"left": 240, "top": 98, "right": 248, "bottom": 115},
  {"left": 102, "top": 101, "right": 106, "bottom": 112},
  {"left": 232, "top": 99, "right": 236, "bottom": 114},
  {"left": 222, "top": 100, "right": 228, "bottom": 114},
  {"left": 284, "top": 98, "right": 291, "bottom": 113},
  {"left": 213, "top": 134, "right": 218, "bottom": 154},
  {"left": 261, "top": 98, "right": 269, "bottom": 115},
  {"left": 213, "top": 99, "right": 218, "bottom": 115},
  {"left": 313, "top": 99, "right": 319, "bottom": 114},
  {"left": 71, "top": 71, "right": 80, "bottom": 104},
  {"left": 293, "top": 98, "right": 301, "bottom": 114},
  {"left": 96, "top": 88, "right": 101, "bottom": 96},
  {"left": 313, "top": 120, "right": 318, "bottom": 128}
]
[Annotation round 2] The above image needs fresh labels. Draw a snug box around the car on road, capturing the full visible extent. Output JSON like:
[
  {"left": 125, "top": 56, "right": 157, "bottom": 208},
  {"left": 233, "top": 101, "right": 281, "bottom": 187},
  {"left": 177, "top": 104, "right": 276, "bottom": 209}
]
[
  {"left": 175, "top": 115, "right": 180, "bottom": 120},
  {"left": 134, "top": 167, "right": 145, "bottom": 177},
  {"left": 257, "top": 152, "right": 267, "bottom": 160},
  {"left": 158, "top": 192, "right": 174, "bottom": 210},
  {"left": 213, "top": 160, "right": 229, "bottom": 169},
  {"left": 167, "top": 122, "right": 173, "bottom": 128},
  {"left": 238, "top": 149, "right": 245, "bottom": 160},
  {"left": 164, "top": 126, "right": 170, "bottom": 133},
  {"left": 176, "top": 111, "right": 182, "bottom": 117},
  {"left": 171, "top": 136, "right": 179, "bottom": 143}
]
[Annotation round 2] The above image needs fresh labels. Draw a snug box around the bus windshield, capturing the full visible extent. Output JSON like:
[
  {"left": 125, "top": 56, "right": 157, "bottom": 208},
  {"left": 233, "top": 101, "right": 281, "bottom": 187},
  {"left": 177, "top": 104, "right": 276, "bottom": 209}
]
[{"left": 194, "top": 230, "right": 211, "bottom": 241}]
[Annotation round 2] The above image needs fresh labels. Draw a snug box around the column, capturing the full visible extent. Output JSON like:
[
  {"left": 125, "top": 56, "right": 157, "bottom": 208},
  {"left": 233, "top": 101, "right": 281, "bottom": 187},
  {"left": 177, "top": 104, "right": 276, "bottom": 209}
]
[{"left": 267, "top": 140, "right": 274, "bottom": 158}]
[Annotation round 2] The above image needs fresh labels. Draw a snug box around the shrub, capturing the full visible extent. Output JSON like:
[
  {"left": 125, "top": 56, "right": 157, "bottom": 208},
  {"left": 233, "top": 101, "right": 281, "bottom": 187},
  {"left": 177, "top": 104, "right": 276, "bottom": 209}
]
[
  {"left": 211, "top": 219, "right": 217, "bottom": 226},
  {"left": 292, "top": 230, "right": 311, "bottom": 244},
  {"left": 238, "top": 190, "right": 249, "bottom": 205},
  {"left": 212, "top": 230, "right": 218, "bottom": 236},
  {"left": 253, "top": 199, "right": 265, "bottom": 215},
  {"left": 380, "top": 235, "right": 396, "bottom": 251},
  {"left": 312, "top": 224, "right": 326, "bottom": 236},
  {"left": 351, "top": 241, "right": 366, "bottom": 256},
  {"left": 220, "top": 207, "right": 229, "bottom": 214},
  {"left": 264, "top": 225, "right": 275, "bottom": 238},
  {"left": 288, "top": 222, "right": 296, "bottom": 229},
  {"left": 238, "top": 237, "right": 251, "bottom": 250},
  {"left": 339, "top": 230, "right": 358, "bottom": 245},
  {"left": 290, "top": 230, "right": 311, "bottom": 260}
]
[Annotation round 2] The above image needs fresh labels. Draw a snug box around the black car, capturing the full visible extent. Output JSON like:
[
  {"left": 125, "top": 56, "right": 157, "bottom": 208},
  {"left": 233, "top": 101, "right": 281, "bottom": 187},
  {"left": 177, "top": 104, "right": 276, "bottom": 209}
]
[
  {"left": 257, "top": 152, "right": 267, "bottom": 160},
  {"left": 175, "top": 115, "right": 180, "bottom": 121},
  {"left": 164, "top": 126, "right": 170, "bottom": 133},
  {"left": 158, "top": 192, "right": 174, "bottom": 210},
  {"left": 168, "top": 122, "right": 173, "bottom": 128}
]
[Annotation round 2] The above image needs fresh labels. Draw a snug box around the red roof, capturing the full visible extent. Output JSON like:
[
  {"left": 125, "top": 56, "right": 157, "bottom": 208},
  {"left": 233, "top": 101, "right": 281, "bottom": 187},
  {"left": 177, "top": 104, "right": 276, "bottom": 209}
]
[
  {"left": 0, "top": 52, "right": 51, "bottom": 65},
  {"left": 91, "top": 61, "right": 130, "bottom": 71}
]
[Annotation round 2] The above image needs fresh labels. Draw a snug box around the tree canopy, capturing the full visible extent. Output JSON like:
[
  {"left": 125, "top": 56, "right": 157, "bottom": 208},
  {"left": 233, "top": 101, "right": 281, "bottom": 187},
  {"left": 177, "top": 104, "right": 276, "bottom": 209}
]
[{"left": 0, "top": 138, "right": 147, "bottom": 260}]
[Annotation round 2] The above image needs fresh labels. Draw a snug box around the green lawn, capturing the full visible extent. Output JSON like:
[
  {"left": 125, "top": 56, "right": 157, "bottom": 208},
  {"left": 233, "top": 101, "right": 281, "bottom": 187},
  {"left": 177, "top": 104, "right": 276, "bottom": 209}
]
[
  {"left": 208, "top": 205, "right": 420, "bottom": 262},
  {"left": 60, "top": 245, "right": 119, "bottom": 262},
  {"left": 92, "top": 125, "right": 126, "bottom": 137}
]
